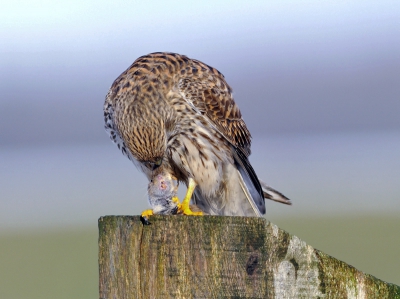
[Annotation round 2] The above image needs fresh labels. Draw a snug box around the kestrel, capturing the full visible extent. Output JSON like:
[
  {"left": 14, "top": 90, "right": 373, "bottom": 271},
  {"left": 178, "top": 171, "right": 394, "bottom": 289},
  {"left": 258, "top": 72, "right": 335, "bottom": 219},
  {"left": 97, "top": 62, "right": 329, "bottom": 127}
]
[{"left": 104, "top": 52, "right": 291, "bottom": 219}]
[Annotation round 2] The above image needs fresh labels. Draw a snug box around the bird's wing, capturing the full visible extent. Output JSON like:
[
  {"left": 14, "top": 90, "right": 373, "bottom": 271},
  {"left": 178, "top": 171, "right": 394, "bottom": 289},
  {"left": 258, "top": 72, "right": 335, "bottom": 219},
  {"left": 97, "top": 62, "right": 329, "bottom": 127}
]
[
  {"left": 177, "top": 59, "right": 267, "bottom": 214},
  {"left": 177, "top": 59, "right": 252, "bottom": 156},
  {"left": 232, "top": 147, "right": 265, "bottom": 214}
]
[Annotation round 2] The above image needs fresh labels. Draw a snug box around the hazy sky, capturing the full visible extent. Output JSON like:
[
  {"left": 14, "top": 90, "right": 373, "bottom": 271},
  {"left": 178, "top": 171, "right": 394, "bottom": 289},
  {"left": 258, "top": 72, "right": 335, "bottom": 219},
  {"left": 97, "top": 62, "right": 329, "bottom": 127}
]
[
  {"left": 1, "top": 1, "right": 399, "bottom": 230},
  {"left": 1, "top": 0, "right": 399, "bottom": 146}
]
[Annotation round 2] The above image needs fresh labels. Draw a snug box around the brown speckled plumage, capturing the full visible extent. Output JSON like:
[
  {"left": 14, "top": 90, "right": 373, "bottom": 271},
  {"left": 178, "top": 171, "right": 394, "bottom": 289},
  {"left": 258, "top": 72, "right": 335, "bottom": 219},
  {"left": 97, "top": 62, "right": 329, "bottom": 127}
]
[{"left": 104, "top": 52, "right": 291, "bottom": 216}]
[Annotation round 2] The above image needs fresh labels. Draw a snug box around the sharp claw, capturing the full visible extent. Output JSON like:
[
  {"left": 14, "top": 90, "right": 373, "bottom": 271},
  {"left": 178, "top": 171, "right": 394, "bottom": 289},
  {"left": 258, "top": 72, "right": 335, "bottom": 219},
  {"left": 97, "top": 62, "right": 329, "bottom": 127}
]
[
  {"left": 140, "top": 209, "right": 154, "bottom": 225},
  {"left": 140, "top": 216, "right": 151, "bottom": 225}
]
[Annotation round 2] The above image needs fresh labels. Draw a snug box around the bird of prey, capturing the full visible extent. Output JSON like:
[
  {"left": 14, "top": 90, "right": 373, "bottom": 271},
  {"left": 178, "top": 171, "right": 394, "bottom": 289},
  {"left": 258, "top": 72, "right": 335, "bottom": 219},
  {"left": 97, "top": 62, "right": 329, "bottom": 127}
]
[{"left": 104, "top": 52, "right": 291, "bottom": 219}]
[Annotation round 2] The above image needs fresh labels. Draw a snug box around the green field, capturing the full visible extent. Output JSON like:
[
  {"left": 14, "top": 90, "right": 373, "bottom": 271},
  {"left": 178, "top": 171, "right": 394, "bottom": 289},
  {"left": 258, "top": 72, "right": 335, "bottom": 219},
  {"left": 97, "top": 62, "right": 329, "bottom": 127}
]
[
  {"left": 0, "top": 228, "right": 98, "bottom": 299},
  {"left": 1, "top": 214, "right": 399, "bottom": 298}
]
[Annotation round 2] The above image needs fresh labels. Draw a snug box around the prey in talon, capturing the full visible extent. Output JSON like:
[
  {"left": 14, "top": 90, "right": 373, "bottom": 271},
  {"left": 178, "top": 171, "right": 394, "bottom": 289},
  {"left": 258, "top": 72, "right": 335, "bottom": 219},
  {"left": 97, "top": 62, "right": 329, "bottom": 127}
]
[
  {"left": 142, "top": 172, "right": 205, "bottom": 224},
  {"left": 148, "top": 172, "right": 179, "bottom": 214},
  {"left": 141, "top": 172, "right": 178, "bottom": 224}
]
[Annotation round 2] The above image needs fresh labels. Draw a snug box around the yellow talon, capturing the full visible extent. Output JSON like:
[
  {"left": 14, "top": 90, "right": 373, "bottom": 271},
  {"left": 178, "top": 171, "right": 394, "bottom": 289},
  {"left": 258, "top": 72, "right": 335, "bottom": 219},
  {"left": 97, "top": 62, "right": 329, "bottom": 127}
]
[
  {"left": 140, "top": 209, "right": 154, "bottom": 224},
  {"left": 181, "top": 206, "right": 203, "bottom": 216},
  {"left": 141, "top": 178, "right": 203, "bottom": 222},
  {"left": 178, "top": 178, "right": 203, "bottom": 216},
  {"left": 141, "top": 209, "right": 154, "bottom": 218},
  {"left": 171, "top": 196, "right": 181, "bottom": 205}
]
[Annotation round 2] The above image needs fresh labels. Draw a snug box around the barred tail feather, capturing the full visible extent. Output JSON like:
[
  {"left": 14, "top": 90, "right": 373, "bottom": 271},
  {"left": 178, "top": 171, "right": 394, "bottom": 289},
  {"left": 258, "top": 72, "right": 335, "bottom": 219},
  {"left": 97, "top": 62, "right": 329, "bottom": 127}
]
[
  {"left": 259, "top": 180, "right": 292, "bottom": 205},
  {"left": 233, "top": 146, "right": 292, "bottom": 209}
]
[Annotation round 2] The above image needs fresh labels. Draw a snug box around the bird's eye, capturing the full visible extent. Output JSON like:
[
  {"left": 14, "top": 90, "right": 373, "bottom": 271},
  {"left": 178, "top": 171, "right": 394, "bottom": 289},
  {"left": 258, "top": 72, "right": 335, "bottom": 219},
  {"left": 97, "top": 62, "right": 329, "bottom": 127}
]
[
  {"left": 152, "top": 158, "right": 163, "bottom": 170},
  {"left": 143, "top": 158, "right": 162, "bottom": 170}
]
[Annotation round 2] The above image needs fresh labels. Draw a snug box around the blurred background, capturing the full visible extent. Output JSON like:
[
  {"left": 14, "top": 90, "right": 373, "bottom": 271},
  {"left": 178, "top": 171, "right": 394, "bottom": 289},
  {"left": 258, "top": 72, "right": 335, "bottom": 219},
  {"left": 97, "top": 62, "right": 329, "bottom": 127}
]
[{"left": 1, "top": 0, "right": 399, "bottom": 297}]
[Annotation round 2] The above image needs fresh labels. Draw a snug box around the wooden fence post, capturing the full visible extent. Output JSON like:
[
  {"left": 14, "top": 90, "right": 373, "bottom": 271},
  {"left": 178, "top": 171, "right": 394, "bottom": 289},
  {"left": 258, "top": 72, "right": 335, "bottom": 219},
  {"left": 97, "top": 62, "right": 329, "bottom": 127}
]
[{"left": 98, "top": 215, "right": 400, "bottom": 299}]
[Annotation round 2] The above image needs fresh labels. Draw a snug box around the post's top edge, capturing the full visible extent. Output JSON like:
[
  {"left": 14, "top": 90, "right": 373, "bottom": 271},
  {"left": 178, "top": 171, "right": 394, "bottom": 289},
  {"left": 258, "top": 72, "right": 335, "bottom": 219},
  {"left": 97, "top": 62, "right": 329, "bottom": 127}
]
[{"left": 98, "top": 215, "right": 270, "bottom": 225}]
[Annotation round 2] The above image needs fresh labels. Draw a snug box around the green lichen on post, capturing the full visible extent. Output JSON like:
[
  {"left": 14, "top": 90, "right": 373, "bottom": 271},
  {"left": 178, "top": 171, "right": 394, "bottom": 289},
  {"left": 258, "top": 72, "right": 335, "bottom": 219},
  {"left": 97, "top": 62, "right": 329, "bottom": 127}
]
[
  {"left": 99, "top": 216, "right": 144, "bottom": 298},
  {"left": 98, "top": 215, "right": 400, "bottom": 299},
  {"left": 137, "top": 215, "right": 272, "bottom": 298},
  {"left": 317, "top": 250, "right": 400, "bottom": 299}
]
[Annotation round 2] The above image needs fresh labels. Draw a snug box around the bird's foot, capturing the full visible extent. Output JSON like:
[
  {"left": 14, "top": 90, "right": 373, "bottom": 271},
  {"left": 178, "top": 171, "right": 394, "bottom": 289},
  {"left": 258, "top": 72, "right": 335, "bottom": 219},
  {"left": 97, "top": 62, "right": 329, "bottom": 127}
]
[
  {"left": 182, "top": 206, "right": 204, "bottom": 216},
  {"left": 172, "top": 196, "right": 203, "bottom": 216},
  {"left": 140, "top": 209, "right": 154, "bottom": 225},
  {"left": 175, "top": 178, "right": 203, "bottom": 216},
  {"left": 171, "top": 196, "right": 181, "bottom": 205},
  {"left": 179, "top": 202, "right": 204, "bottom": 216}
]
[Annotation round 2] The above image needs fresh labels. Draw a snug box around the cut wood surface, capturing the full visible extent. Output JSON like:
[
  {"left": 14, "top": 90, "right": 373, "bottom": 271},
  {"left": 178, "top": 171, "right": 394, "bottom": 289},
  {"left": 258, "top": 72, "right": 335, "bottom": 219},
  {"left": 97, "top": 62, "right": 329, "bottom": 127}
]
[{"left": 98, "top": 215, "right": 400, "bottom": 299}]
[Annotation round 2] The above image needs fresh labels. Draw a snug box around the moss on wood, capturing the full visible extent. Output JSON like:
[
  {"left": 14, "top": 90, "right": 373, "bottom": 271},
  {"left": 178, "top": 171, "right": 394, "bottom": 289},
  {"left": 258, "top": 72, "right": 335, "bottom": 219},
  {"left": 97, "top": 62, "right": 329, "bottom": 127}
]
[{"left": 99, "top": 215, "right": 399, "bottom": 299}]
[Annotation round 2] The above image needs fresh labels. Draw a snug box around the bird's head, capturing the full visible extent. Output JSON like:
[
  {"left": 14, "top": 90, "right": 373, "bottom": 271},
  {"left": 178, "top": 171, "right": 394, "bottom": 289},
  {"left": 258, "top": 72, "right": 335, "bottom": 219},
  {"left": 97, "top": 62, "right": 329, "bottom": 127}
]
[
  {"left": 115, "top": 92, "right": 177, "bottom": 178},
  {"left": 142, "top": 157, "right": 164, "bottom": 171},
  {"left": 128, "top": 124, "right": 167, "bottom": 175},
  {"left": 117, "top": 112, "right": 169, "bottom": 177}
]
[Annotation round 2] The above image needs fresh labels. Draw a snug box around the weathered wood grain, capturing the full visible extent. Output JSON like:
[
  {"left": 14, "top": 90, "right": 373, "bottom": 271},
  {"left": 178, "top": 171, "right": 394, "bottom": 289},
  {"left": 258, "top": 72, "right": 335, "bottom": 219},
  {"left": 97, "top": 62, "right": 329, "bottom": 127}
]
[{"left": 98, "top": 215, "right": 400, "bottom": 299}]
